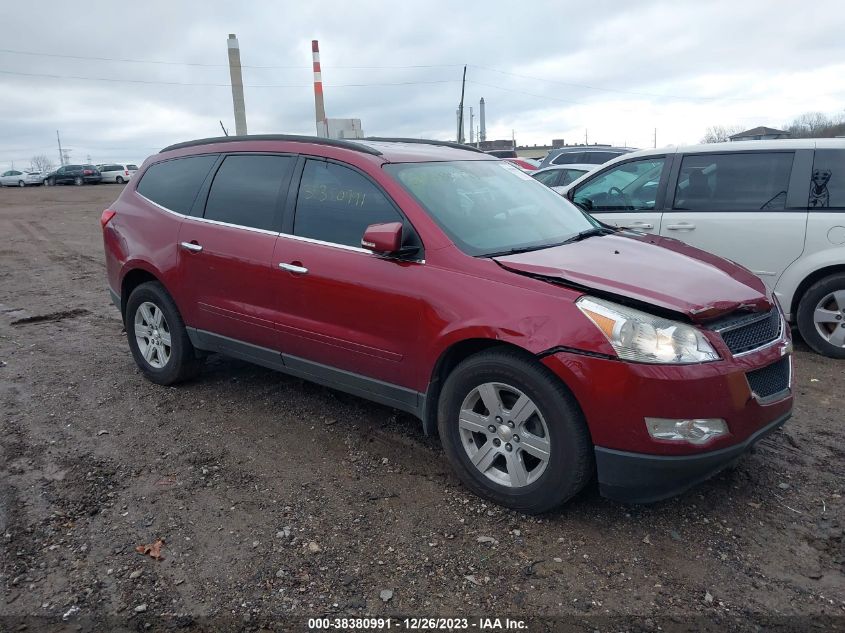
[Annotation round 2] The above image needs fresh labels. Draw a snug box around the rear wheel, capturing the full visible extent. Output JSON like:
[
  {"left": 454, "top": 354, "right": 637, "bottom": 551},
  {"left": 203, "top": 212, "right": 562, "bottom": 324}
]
[
  {"left": 797, "top": 273, "right": 845, "bottom": 359},
  {"left": 116, "top": 176, "right": 124, "bottom": 184},
  {"left": 437, "top": 349, "right": 593, "bottom": 513},
  {"left": 125, "top": 281, "right": 203, "bottom": 384},
  {"left": 74, "top": 176, "right": 83, "bottom": 186},
  {"left": 18, "top": 180, "right": 25, "bottom": 187}
]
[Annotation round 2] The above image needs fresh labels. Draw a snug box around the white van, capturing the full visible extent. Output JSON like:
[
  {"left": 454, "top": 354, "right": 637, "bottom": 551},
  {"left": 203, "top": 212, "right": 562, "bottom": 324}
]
[
  {"left": 97, "top": 163, "right": 138, "bottom": 184},
  {"left": 561, "top": 139, "right": 845, "bottom": 358}
]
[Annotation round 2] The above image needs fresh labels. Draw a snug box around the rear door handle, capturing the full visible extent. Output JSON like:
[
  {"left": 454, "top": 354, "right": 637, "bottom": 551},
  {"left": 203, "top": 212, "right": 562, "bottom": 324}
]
[
  {"left": 180, "top": 241, "right": 203, "bottom": 252},
  {"left": 619, "top": 222, "right": 654, "bottom": 230},
  {"left": 665, "top": 222, "right": 696, "bottom": 231},
  {"left": 278, "top": 262, "right": 309, "bottom": 274}
]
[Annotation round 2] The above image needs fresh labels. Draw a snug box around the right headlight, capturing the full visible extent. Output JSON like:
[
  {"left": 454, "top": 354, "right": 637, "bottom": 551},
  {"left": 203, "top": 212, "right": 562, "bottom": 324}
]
[{"left": 576, "top": 296, "right": 719, "bottom": 364}]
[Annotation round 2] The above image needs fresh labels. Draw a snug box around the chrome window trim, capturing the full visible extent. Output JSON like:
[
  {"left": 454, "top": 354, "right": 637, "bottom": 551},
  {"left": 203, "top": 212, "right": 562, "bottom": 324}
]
[
  {"left": 277, "top": 232, "right": 426, "bottom": 263},
  {"left": 186, "top": 215, "right": 280, "bottom": 237},
  {"left": 136, "top": 192, "right": 187, "bottom": 218}
]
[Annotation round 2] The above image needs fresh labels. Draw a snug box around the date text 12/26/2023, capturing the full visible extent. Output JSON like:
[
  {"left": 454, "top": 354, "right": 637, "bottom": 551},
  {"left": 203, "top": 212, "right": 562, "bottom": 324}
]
[{"left": 307, "top": 617, "right": 528, "bottom": 630}]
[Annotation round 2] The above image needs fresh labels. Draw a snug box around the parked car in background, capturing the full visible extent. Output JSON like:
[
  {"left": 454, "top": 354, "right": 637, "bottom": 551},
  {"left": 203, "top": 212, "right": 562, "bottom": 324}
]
[
  {"left": 485, "top": 149, "right": 517, "bottom": 159},
  {"left": 561, "top": 139, "right": 845, "bottom": 358},
  {"left": 0, "top": 169, "right": 44, "bottom": 187},
  {"left": 44, "top": 164, "right": 102, "bottom": 186},
  {"left": 504, "top": 157, "right": 540, "bottom": 171},
  {"left": 532, "top": 164, "right": 598, "bottom": 192},
  {"left": 539, "top": 146, "right": 636, "bottom": 169},
  {"left": 102, "top": 135, "right": 792, "bottom": 512},
  {"left": 97, "top": 163, "right": 138, "bottom": 184}
]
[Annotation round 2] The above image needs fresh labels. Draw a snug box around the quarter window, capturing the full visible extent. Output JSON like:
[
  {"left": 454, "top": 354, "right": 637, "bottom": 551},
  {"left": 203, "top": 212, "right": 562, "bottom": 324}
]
[
  {"left": 573, "top": 158, "right": 665, "bottom": 212},
  {"left": 203, "top": 155, "right": 295, "bottom": 231},
  {"left": 809, "top": 149, "right": 845, "bottom": 209},
  {"left": 293, "top": 160, "right": 402, "bottom": 247},
  {"left": 136, "top": 155, "right": 218, "bottom": 214},
  {"left": 673, "top": 152, "right": 793, "bottom": 211}
]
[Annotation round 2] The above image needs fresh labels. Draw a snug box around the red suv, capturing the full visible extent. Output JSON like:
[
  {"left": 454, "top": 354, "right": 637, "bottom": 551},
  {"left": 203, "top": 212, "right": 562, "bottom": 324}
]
[{"left": 101, "top": 135, "right": 794, "bottom": 513}]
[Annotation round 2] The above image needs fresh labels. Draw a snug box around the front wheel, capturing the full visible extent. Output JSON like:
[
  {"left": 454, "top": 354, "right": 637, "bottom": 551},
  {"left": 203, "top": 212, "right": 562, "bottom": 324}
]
[
  {"left": 125, "top": 281, "right": 203, "bottom": 384},
  {"left": 797, "top": 273, "right": 845, "bottom": 358},
  {"left": 437, "top": 349, "right": 593, "bottom": 513},
  {"left": 18, "top": 180, "right": 25, "bottom": 187},
  {"left": 44, "top": 178, "right": 53, "bottom": 186}
]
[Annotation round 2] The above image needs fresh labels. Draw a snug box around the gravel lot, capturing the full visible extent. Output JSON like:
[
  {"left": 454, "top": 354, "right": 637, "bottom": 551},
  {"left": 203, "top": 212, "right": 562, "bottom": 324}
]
[{"left": 1, "top": 185, "right": 843, "bottom": 631}]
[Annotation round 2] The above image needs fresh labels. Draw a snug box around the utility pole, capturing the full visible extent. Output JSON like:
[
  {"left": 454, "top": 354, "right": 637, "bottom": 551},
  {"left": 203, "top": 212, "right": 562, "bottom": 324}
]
[
  {"left": 227, "top": 34, "right": 248, "bottom": 136},
  {"left": 512, "top": 129, "right": 516, "bottom": 150},
  {"left": 585, "top": 129, "right": 588, "bottom": 145},
  {"left": 457, "top": 65, "right": 467, "bottom": 144},
  {"left": 469, "top": 107, "right": 474, "bottom": 144},
  {"left": 653, "top": 128, "right": 657, "bottom": 148},
  {"left": 56, "top": 130, "right": 64, "bottom": 166}
]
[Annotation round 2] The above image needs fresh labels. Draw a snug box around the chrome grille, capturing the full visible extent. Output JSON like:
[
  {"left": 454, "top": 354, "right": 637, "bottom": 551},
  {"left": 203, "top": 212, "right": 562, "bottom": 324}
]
[{"left": 712, "top": 308, "right": 781, "bottom": 356}]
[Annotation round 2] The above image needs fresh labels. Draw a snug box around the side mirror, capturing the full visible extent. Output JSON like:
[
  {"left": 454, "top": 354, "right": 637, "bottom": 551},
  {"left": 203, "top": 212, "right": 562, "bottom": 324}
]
[
  {"left": 566, "top": 188, "right": 575, "bottom": 201},
  {"left": 361, "top": 222, "right": 403, "bottom": 255}
]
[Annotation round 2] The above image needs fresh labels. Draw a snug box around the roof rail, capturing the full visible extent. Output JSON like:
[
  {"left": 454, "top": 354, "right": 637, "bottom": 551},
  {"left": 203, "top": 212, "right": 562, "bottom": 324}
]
[
  {"left": 159, "top": 134, "right": 383, "bottom": 156},
  {"left": 364, "top": 137, "right": 487, "bottom": 154}
]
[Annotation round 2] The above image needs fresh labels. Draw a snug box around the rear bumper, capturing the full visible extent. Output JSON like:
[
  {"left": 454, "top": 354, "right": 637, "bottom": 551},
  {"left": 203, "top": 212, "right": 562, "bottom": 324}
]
[{"left": 595, "top": 412, "right": 790, "bottom": 503}]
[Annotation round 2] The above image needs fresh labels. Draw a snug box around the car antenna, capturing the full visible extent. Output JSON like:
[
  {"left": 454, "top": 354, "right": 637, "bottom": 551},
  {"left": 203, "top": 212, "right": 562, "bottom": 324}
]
[{"left": 219, "top": 120, "right": 229, "bottom": 137}]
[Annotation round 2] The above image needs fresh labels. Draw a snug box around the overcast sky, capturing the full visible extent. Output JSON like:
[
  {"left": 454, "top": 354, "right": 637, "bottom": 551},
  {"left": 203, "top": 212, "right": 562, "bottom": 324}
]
[{"left": 2, "top": 0, "right": 844, "bottom": 170}]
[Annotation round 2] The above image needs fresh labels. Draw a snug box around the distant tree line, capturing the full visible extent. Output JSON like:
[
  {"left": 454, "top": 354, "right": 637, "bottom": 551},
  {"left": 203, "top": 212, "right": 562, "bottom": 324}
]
[
  {"left": 701, "top": 111, "right": 845, "bottom": 143},
  {"left": 30, "top": 154, "right": 55, "bottom": 173}
]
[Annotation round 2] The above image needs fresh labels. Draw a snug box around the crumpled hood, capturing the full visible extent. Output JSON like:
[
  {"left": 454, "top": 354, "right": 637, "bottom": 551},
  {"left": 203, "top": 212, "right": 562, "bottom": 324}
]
[{"left": 494, "top": 232, "right": 771, "bottom": 322}]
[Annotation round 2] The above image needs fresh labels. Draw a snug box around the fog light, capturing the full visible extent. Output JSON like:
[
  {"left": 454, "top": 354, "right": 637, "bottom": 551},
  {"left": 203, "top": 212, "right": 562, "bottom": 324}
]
[{"left": 644, "top": 418, "right": 728, "bottom": 445}]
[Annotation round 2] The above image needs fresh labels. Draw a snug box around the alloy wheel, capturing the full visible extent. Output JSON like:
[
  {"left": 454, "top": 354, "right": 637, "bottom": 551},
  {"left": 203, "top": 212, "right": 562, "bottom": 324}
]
[
  {"left": 458, "top": 382, "right": 551, "bottom": 488},
  {"left": 134, "top": 301, "right": 172, "bottom": 368},
  {"left": 813, "top": 290, "right": 845, "bottom": 348}
]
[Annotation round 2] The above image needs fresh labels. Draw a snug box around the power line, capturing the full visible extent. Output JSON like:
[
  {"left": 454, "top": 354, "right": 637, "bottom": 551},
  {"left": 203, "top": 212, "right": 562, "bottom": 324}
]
[
  {"left": 0, "top": 69, "right": 459, "bottom": 88},
  {"left": 0, "top": 47, "right": 462, "bottom": 70},
  {"left": 468, "top": 64, "right": 752, "bottom": 103}
]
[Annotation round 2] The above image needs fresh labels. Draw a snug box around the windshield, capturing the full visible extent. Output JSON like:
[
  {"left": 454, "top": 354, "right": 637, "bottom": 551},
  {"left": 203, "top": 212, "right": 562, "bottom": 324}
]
[{"left": 385, "top": 160, "right": 598, "bottom": 256}]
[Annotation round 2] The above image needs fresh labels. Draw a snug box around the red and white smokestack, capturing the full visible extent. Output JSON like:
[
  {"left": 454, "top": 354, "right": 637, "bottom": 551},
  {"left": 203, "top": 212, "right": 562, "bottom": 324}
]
[{"left": 312, "top": 40, "right": 327, "bottom": 136}]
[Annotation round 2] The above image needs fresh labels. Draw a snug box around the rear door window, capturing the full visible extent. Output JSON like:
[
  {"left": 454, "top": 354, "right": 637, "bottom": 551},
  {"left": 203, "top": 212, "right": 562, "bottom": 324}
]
[
  {"left": 293, "top": 160, "right": 403, "bottom": 247},
  {"left": 573, "top": 158, "right": 666, "bottom": 211},
  {"left": 673, "top": 152, "right": 794, "bottom": 211},
  {"left": 533, "top": 170, "right": 561, "bottom": 186},
  {"left": 582, "top": 151, "right": 618, "bottom": 164},
  {"left": 809, "top": 149, "right": 845, "bottom": 209},
  {"left": 203, "top": 154, "right": 295, "bottom": 231},
  {"left": 136, "top": 155, "right": 218, "bottom": 214}
]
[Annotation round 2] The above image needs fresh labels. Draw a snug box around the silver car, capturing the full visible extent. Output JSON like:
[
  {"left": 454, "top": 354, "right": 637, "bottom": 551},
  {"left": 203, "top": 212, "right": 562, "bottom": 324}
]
[{"left": 0, "top": 169, "right": 44, "bottom": 187}]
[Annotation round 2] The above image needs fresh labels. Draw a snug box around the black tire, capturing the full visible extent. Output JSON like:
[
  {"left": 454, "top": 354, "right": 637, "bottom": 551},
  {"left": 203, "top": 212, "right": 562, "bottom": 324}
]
[
  {"left": 45, "top": 178, "right": 54, "bottom": 186},
  {"left": 18, "top": 180, "right": 25, "bottom": 187},
  {"left": 125, "top": 281, "right": 203, "bottom": 384},
  {"left": 115, "top": 176, "right": 124, "bottom": 184},
  {"left": 437, "top": 348, "right": 593, "bottom": 513},
  {"left": 74, "top": 176, "right": 83, "bottom": 186},
  {"left": 797, "top": 273, "right": 845, "bottom": 359}
]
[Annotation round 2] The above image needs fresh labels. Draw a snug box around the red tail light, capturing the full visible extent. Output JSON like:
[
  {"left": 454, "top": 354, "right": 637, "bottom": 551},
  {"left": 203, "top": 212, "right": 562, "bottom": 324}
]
[
  {"left": 100, "top": 209, "right": 116, "bottom": 228},
  {"left": 83, "top": 169, "right": 93, "bottom": 175},
  {"left": 125, "top": 171, "right": 129, "bottom": 176}
]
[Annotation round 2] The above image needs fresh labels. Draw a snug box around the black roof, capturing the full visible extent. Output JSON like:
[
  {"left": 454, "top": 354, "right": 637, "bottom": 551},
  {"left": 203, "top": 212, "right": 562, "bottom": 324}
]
[{"left": 159, "top": 135, "right": 486, "bottom": 157}]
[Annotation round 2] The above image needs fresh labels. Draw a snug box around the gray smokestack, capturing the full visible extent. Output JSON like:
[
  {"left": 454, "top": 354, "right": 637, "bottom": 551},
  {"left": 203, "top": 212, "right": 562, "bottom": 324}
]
[
  {"left": 479, "top": 97, "right": 486, "bottom": 142},
  {"left": 227, "top": 34, "right": 248, "bottom": 136}
]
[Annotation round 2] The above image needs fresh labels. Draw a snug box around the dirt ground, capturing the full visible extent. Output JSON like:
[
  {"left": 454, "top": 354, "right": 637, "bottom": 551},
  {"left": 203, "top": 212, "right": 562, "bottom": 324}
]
[{"left": 0, "top": 185, "right": 843, "bottom": 632}]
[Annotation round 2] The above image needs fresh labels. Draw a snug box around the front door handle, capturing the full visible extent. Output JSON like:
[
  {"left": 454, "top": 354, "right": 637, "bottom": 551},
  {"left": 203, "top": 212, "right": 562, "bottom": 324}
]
[
  {"left": 665, "top": 222, "right": 696, "bottom": 231},
  {"left": 619, "top": 222, "right": 654, "bottom": 230},
  {"left": 180, "top": 241, "right": 203, "bottom": 252},
  {"left": 278, "top": 262, "right": 309, "bottom": 274}
]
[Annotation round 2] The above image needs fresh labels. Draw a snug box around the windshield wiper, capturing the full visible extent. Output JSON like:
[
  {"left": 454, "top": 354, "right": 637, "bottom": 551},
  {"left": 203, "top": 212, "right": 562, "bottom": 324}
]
[
  {"left": 483, "top": 244, "right": 555, "bottom": 258},
  {"left": 561, "top": 226, "right": 615, "bottom": 244}
]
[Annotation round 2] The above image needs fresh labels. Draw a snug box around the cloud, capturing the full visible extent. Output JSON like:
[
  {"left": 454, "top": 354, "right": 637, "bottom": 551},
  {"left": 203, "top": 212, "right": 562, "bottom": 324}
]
[{"left": 1, "top": 0, "right": 843, "bottom": 168}]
